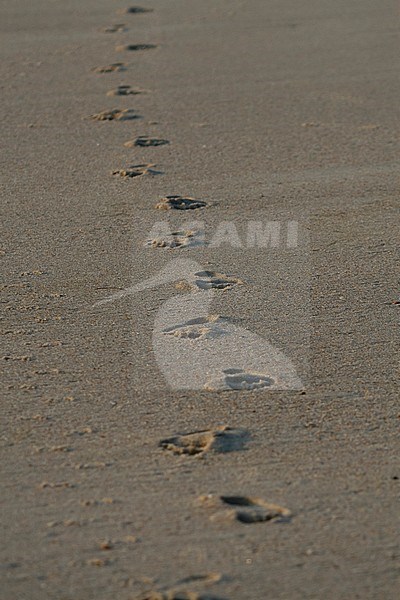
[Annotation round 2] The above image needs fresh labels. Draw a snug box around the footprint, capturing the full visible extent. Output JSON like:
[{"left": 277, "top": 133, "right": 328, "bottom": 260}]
[
  {"left": 135, "top": 592, "right": 224, "bottom": 600},
  {"left": 134, "top": 572, "right": 224, "bottom": 600},
  {"left": 199, "top": 494, "right": 291, "bottom": 524},
  {"left": 145, "top": 229, "right": 202, "bottom": 249},
  {"left": 159, "top": 425, "right": 248, "bottom": 456},
  {"left": 118, "top": 6, "right": 154, "bottom": 14},
  {"left": 100, "top": 23, "right": 127, "bottom": 33},
  {"left": 162, "top": 315, "right": 227, "bottom": 339},
  {"left": 205, "top": 369, "right": 274, "bottom": 391},
  {"left": 88, "top": 108, "right": 140, "bottom": 121},
  {"left": 107, "top": 85, "right": 145, "bottom": 97},
  {"left": 92, "top": 63, "right": 127, "bottom": 73},
  {"left": 155, "top": 196, "right": 207, "bottom": 211},
  {"left": 116, "top": 43, "right": 157, "bottom": 52},
  {"left": 112, "top": 164, "right": 160, "bottom": 178},
  {"left": 125, "top": 136, "right": 169, "bottom": 147},
  {"left": 176, "top": 574, "right": 222, "bottom": 587},
  {"left": 194, "top": 271, "right": 242, "bottom": 290}
]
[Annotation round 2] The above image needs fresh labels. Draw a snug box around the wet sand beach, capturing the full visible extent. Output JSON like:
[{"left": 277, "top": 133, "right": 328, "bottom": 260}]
[{"left": 1, "top": 1, "right": 399, "bottom": 598}]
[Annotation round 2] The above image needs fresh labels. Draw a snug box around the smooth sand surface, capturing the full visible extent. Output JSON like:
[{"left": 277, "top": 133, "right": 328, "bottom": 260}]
[{"left": 1, "top": 1, "right": 399, "bottom": 598}]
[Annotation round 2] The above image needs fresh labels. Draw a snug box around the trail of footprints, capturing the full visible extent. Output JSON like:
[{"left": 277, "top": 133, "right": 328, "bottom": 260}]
[{"left": 90, "top": 6, "right": 292, "bottom": 599}]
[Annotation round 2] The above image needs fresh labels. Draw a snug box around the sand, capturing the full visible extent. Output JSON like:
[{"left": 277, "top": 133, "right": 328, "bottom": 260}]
[{"left": 1, "top": 0, "right": 399, "bottom": 598}]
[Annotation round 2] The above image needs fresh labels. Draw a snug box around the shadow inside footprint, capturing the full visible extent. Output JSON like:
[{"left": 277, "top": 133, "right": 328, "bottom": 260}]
[
  {"left": 116, "top": 43, "right": 157, "bottom": 51},
  {"left": 220, "top": 496, "right": 291, "bottom": 524},
  {"left": 159, "top": 426, "right": 249, "bottom": 456},
  {"left": 155, "top": 196, "right": 207, "bottom": 210},
  {"left": 131, "top": 136, "right": 170, "bottom": 147},
  {"left": 112, "top": 164, "right": 161, "bottom": 178},
  {"left": 107, "top": 85, "right": 144, "bottom": 97},
  {"left": 200, "top": 494, "right": 291, "bottom": 525},
  {"left": 162, "top": 315, "right": 228, "bottom": 338},
  {"left": 88, "top": 108, "right": 140, "bottom": 121},
  {"left": 120, "top": 6, "right": 154, "bottom": 14},
  {"left": 223, "top": 371, "right": 274, "bottom": 390},
  {"left": 92, "top": 63, "right": 127, "bottom": 73},
  {"left": 194, "top": 271, "right": 242, "bottom": 290},
  {"left": 205, "top": 367, "right": 275, "bottom": 391}
]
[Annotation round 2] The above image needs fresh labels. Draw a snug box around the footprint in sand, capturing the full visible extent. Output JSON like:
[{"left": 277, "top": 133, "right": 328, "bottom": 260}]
[
  {"left": 125, "top": 136, "right": 169, "bottom": 147},
  {"left": 92, "top": 63, "right": 127, "bottom": 73},
  {"left": 88, "top": 108, "right": 140, "bottom": 121},
  {"left": 172, "top": 271, "right": 242, "bottom": 292},
  {"left": 135, "top": 591, "right": 224, "bottom": 600},
  {"left": 155, "top": 196, "right": 207, "bottom": 211},
  {"left": 100, "top": 23, "right": 127, "bottom": 33},
  {"left": 205, "top": 369, "right": 274, "bottom": 391},
  {"left": 161, "top": 316, "right": 227, "bottom": 338},
  {"left": 159, "top": 425, "right": 249, "bottom": 456},
  {"left": 199, "top": 494, "right": 291, "bottom": 524},
  {"left": 112, "top": 164, "right": 161, "bottom": 178},
  {"left": 118, "top": 6, "right": 154, "bottom": 15},
  {"left": 107, "top": 85, "right": 146, "bottom": 97},
  {"left": 116, "top": 43, "right": 157, "bottom": 52},
  {"left": 146, "top": 229, "right": 203, "bottom": 249},
  {"left": 193, "top": 271, "right": 242, "bottom": 291},
  {"left": 134, "top": 572, "right": 224, "bottom": 600}
]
